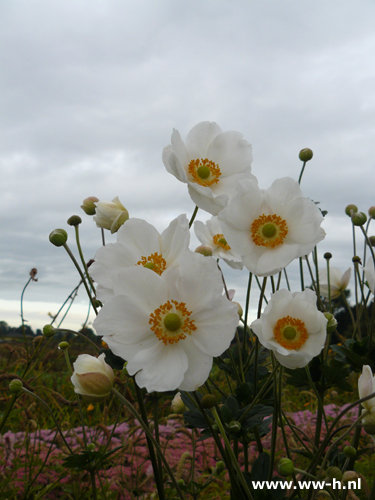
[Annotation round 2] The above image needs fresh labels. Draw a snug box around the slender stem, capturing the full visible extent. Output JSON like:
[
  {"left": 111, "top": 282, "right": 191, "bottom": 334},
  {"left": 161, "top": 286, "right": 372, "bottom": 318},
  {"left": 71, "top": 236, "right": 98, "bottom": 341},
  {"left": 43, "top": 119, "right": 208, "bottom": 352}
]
[
  {"left": 101, "top": 228, "right": 105, "bottom": 246},
  {"left": 20, "top": 276, "right": 32, "bottom": 358},
  {"left": 298, "top": 161, "right": 307, "bottom": 184},
  {"left": 268, "top": 353, "right": 279, "bottom": 481},
  {"left": 299, "top": 257, "right": 305, "bottom": 291},
  {"left": 89, "top": 469, "right": 98, "bottom": 500},
  {"left": 189, "top": 206, "right": 199, "bottom": 228},
  {"left": 0, "top": 394, "right": 18, "bottom": 434},
  {"left": 74, "top": 225, "right": 96, "bottom": 294}
]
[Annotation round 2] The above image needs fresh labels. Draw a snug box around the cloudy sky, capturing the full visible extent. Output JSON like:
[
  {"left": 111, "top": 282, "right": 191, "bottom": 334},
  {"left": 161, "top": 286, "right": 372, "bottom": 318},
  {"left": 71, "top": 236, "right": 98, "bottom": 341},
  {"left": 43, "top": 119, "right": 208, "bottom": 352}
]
[{"left": 1, "top": 0, "right": 375, "bottom": 332}]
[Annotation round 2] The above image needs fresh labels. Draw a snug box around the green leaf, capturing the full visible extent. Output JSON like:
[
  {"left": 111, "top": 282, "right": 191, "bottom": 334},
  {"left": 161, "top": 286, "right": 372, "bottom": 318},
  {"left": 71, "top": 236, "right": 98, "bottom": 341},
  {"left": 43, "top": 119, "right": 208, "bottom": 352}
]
[{"left": 251, "top": 452, "right": 270, "bottom": 482}]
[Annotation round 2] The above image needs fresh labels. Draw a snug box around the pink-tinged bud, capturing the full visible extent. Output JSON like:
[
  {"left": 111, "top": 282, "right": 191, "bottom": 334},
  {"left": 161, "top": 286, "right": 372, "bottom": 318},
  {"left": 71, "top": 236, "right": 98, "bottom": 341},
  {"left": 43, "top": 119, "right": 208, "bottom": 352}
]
[
  {"left": 71, "top": 353, "right": 115, "bottom": 403},
  {"left": 81, "top": 197, "right": 99, "bottom": 216},
  {"left": 93, "top": 197, "right": 129, "bottom": 233},
  {"left": 195, "top": 245, "right": 213, "bottom": 257}
]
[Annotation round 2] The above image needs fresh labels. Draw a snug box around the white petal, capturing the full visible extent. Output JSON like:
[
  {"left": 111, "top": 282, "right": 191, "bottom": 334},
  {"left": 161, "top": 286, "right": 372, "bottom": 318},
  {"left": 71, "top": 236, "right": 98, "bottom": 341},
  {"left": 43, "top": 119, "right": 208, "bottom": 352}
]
[
  {"left": 117, "top": 218, "right": 161, "bottom": 256},
  {"left": 178, "top": 337, "right": 213, "bottom": 391},
  {"left": 185, "top": 121, "right": 222, "bottom": 159},
  {"left": 161, "top": 214, "right": 190, "bottom": 266},
  {"left": 187, "top": 182, "right": 228, "bottom": 215},
  {"left": 206, "top": 131, "right": 252, "bottom": 175}
]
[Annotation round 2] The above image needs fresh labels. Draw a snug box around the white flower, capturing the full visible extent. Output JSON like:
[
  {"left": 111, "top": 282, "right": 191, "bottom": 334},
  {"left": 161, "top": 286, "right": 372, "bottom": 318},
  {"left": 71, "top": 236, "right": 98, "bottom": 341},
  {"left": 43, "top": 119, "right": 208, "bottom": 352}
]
[
  {"left": 218, "top": 177, "right": 326, "bottom": 276},
  {"left": 93, "top": 196, "right": 129, "bottom": 233},
  {"left": 171, "top": 392, "right": 186, "bottom": 414},
  {"left": 251, "top": 289, "right": 327, "bottom": 369},
  {"left": 319, "top": 267, "right": 351, "bottom": 299},
  {"left": 93, "top": 251, "right": 239, "bottom": 392},
  {"left": 364, "top": 257, "right": 375, "bottom": 294},
  {"left": 194, "top": 217, "right": 243, "bottom": 269},
  {"left": 71, "top": 353, "right": 114, "bottom": 402},
  {"left": 358, "top": 365, "right": 375, "bottom": 419},
  {"left": 90, "top": 214, "right": 190, "bottom": 303},
  {"left": 162, "top": 121, "right": 255, "bottom": 215}
]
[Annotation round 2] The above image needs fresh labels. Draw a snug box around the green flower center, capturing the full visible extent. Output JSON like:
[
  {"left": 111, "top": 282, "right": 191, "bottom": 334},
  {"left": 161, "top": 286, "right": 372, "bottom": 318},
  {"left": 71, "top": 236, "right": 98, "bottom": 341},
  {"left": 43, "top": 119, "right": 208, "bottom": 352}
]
[
  {"left": 262, "top": 223, "right": 277, "bottom": 238},
  {"left": 283, "top": 326, "right": 297, "bottom": 340},
  {"left": 197, "top": 165, "right": 210, "bottom": 179},
  {"left": 218, "top": 237, "right": 228, "bottom": 246},
  {"left": 163, "top": 313, "right": 181, "bottom": 332},
  {"left": 143, "top": 262, "right": 155, "bottom": 270}
]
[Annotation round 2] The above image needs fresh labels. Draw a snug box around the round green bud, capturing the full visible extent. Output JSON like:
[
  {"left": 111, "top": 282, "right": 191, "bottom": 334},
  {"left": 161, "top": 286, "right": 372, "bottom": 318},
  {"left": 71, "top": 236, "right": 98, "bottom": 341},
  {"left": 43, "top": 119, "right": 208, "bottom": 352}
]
[
  {"left": 324, "top": 252, "right": 332, "bottom": 260},
  {"left": 92, "top": 299, "right": 102, "bottom": 309},
  {"left": 87, "top": 443, "right": 96, "bottom": 452},
  {"left": 9, "top": 379, "right": 23, "bottom": 394},
  {"left": 324, "top": 312, "right": 338, "bottom": 334},
  {"left": 49, "top": 229, "right": 68, "bottom": 247},
  {"left": 58, "top": 341, "right": 69, "bottom": 350},
  {"left": 195, "top": 245, "right": 213, "bottom": 257},
  {"left": 81, "top": 196, "right": 99, "bottom": 216},
  {"left": 224, "top": 358, "right": 232, "bottom": 365},
  {"left": 352, "top": 212, "right": 367, "bottom": 226},
  {"left": 228, "top": 421, "right": 242, "bottom": 433},
  {"left": 363, "top": 420, "right": 375, "bottom": 435},
  {"left": 67, "top": 215, "right": 82, "bottom": 226},
  {"left": 278, "top": 458, "right": 294, "bottom": 477},
  {"left": 326, "top": 466, "right": 343, "bottom": 480},
  {"left": 215, "top": 461, "right": 225, "bottom": 473},
  {"left": 43, "top": 325, "right": 55, "bottom": 338},
  {"left": 368, "top": 206, "right": 375, "bottom": 218},
  {"left": 212, "top": 423, "right": 219, "bottom": 432},
  {"left": 201, "top": 394, "right": 217, "bottom": 409},
  {"left": 368, "top": 236, "right": 375, "bottom": 247},
  {"left": 352, "top": 255, "right": 362, "bottom": 264},
  {"left": 177, "top": 479, "right": 185, "bottom": 486},
  {"left": 299, "top": 148, "right": 313, "bottom": 162},
  {"left": 343, "top": 445, "right": 357, "bottom": 458},
  {"left": 345, "top": 204, "right": 358, "bottom": 217}
]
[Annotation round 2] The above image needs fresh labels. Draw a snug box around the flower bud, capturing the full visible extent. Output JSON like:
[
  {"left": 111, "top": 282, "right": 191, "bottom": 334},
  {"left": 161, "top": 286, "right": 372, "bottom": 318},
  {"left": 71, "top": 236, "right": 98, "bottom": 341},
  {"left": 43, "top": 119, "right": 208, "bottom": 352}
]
[
  {"left": 9, "top": 379, "right": 23, "bottom": 394},
  {"left": 228, "top": 421, "right": 241, "bottom": 433},
  {"left": 93, "top": 197, "right": 129, "bottom": 234},
  {"left": 201, "top": 394, "right": 217, "bottom": 409},
  {"left": 368, "top": 236, "right": 375, "bottom": 247},
  {"left": 361, "top": 413, "right": 375, "bottom": 435},
  {"left": 87, "top": 443, "right": 96, "bottom": 452},
  {"left": 342, "top": 471, "right": 359, "bottom": 483},
  {"left": 58, "top": 341, "right": 69, "bottom": 350},
  {"left": 49, "top": 229, "right": 68, "bottom": 247},
  {"left": 352, "top": 255, "right": 362, "bottom": 264},
  {"left": 345, "top": 204, "right": 358, "bottom": 217},
  {"left": 352, "top": 212, "right": 367, "bottom": 226},
  {"left": 343, "top": 446, "right": 357, "bottom": 458},
  {"left": 67, "top": 215, "right": 82, "bottom": 226},
  {"left": 233, "top": 301, "right": 243, "bottom": 318},
  {"left": 324, "top": 312, "right": 338, "bottom": 334},
  {"left": 177, "top": 479, "right": 185, "bottom": 486},
  {"left": 171, "top": 392, "right": 186, "bottom": 414},
  {"left": 195, "top": 245, "right": 213, "bottom": 257},
  {"left": 278, "top": 458, "right": 294, "bottom": 477},
  {"left": 368, "top": 206, "right": 375, "bottom": 218},
  {"left": 215, "top": 461, "right": 225, "bottom": 473},
  {"left": 81, "top": 197, "right": 99, "bottom": 216},
  {"left": 92, "top": 299, "right": 102, "bottom": 309},
  {"left": 299, "top": 148, "right": 313, "bottom": 162},
  {"left": 324, "top": 252, "right": 332, "bottom": 260},
  {"left": 71, "top": 353, "right": 115, "bottom": 402},
  {"left": 43, "top": 325, "right": 55, "bottom": 338},
  {"left": 326, "top": 466, "right": 343, "bottom": 480}
]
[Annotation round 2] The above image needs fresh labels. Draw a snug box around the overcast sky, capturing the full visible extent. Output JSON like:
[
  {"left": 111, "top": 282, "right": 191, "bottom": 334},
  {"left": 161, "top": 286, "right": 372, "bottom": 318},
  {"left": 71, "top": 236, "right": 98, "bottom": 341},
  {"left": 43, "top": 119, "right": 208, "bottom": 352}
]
[{"left": 1, "top": 0, "right": 375, "bottom": 332}]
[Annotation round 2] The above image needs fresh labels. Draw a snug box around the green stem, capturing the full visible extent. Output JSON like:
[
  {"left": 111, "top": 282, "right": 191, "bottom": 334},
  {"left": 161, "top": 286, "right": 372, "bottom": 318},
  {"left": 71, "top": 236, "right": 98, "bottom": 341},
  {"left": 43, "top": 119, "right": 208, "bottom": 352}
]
[
  {"left": 20, "top": 276, "right": 32, "bottom": 358},
  {"left": 189, "top": 206, "right": 199, "bottom": 228},
  {"left": 74, "top": 225, "right": 96, "bottom": 294},
  {"left": 298, "top": 161, "right": 307, "bottom": 184},
  {"left": 89, "top": 469, "right": 98, "bottom": 500},
  {"left": 0, "top": 394, "right": 18, "bottom": 434}
]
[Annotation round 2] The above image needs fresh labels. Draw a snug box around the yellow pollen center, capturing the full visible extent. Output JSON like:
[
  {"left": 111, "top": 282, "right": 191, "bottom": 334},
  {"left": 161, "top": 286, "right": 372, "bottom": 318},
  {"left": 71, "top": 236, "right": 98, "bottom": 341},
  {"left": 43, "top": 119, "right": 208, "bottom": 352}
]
[
  {"left": 213, "top": 233, "right": 231, "bottom": 251},
  {"left": 188, "top": 158, "right": 221, "bottom": 187},
  {"left": 273, "top": 316, "right": 308, "bottom": 350},
  {"left": 251, "top": 214, "right": 288, "bottom": 248},
  {"left": 136, "top": 252, "right": 167, "bottom": 275},
  {"left": 149, "top": 300, "right": 197, "bottom": 345}
]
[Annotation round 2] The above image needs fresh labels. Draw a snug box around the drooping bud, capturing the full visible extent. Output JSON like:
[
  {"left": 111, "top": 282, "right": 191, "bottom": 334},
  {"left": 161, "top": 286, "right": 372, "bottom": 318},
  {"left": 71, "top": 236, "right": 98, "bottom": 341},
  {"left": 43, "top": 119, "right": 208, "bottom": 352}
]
[
  {"left": 326, "top": 466, "right": 343, "bottom": 481},
  {"left": 93, "top": 197, "right": 129, "bottom": 234},
  {"left": 278, "top": 458, "right": 294, "bottom": 477},
  {"left": 171, "top": 392, "right": 186, "bottom": 414},
  {"left": 352, "top": 212, "right": 367, "bottom": 226},
  {"left": 81, "top": 197, "right": 99, "bottom": 216},
  {"left": 49, "top": 229, "right": 68, "bottom": 247},
  {"left": 195, "top": 245, "right": 213, "bottom": 257},
  {"left": 67, "top": 215, "right": 82, "bottom": 226},
  {"left": 343, "top": 446, "right": 357, "bottom": 458},
  {"left": 43, "top": 325, "right": 55, "bottom": 338},
  {"left": 345, "top": 204, "right": 358, "bottom": 217},
  {"left": 200, "top": 394, "right": 217, "bottom": 409},
  {"left": 352, "top": 256, "right": 362, "bottom": 264},
  {"left": 324, "top": 312, "right": 338, "bottom": 334},
  {"left": 299, "top": 148, "right": 313, "bottom": 162},
  {"left": 9, "top": 379, "right": 23, "bottom": 394}
]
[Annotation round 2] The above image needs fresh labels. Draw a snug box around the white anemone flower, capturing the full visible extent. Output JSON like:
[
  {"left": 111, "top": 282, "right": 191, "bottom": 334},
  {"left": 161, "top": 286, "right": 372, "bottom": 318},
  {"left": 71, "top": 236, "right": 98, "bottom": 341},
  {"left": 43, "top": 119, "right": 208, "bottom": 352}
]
[
  {"left": 364, "top": 257, "right": 375, "bottom": 294},
  {"left": 71, "top": 353, "right": 114, "bottom": 402},
  {"left": 358, "top": 365, "right": 375, "bottom": 421},
  {"left": 251, "top": 289, "right": 327, "bottom": 369},
  {"left": 93, "top": 196, "right": 129, "bottom": 234},
  {"left": 194, "top": 217, "right": 243, "bottom": 269},
  {"left": 93, "top": 251, "right": 239, "bottom": 392},
  {"left": 218, "top": 177, "right": 326, "bottom": 276},
  {"left": 90, "top": 214, "right": 190, "bottom": 303},
  {"left": 162, "top": 121, "right": 255, "bottom": 215},
  {"left": 319, "top": 267, "right": 351, "bottom": 299}
]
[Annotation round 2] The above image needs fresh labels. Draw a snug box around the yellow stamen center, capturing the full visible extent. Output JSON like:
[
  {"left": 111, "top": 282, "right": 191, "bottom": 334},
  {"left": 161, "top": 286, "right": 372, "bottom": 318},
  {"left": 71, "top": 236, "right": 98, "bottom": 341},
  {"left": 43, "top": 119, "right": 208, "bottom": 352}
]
[
  {"left": 273, "top": 316, "right": 308, "bottom": 350},
  {"left": 137, "top": 252, "right": 167, "bottom": 275},
  {"left": 149, "top": 300, "right": 197, "bottom": 345},
  {"left": 188, "top": 158, "right": 221, "bottom": 187},
  {"left": 251, "top": 214, "right": 288, "bottom": 248},
  {"left": 213, "top": 233, "right": 231, "bottom": 251}
]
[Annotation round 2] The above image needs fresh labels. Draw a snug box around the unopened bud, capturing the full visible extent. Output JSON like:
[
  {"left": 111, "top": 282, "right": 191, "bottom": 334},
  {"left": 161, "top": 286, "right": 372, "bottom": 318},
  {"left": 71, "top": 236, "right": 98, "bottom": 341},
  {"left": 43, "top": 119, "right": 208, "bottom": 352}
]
[
  {"left": 67, "top": 215, "right": 82, "bottom": 226},
  {"left": 352, "top": 212, "right": 367, "bottom": 226},
  {"left": 326, "top": 466, "right": 343, "bottom": 480},
  {"left": 233, "top": 302, "right": 243, "bottom": 318},
  {"left": 278, "top": 458, "right": 294, "bottom": 477},
  {"left": 215, "top": 461, "right": 225, "bottom": 473},
  {"left": 49, "top": 229, "right": 68, "bottom": 247},
  {"left": 177, "top": 479, "right": 185, "bottom": 486},
  {"left": 228, "top": 421, "right": 241, "bottom": 433},
  {"left": 195, "top": 245, "right": 213, "bottom": 257},
  {"left": 58, "top": 341, "right": 69, "bottom": 350},
  {"left": 324, "top": 312, "right": 337, "bottom": 334},
  {"left": 352, "top": 255, "right": 362, "bottom": 264},
  {"left": 324, "top": 252, "right": 332, "bottom": 260},
  {"left": 171, "top": 392, "right": 186, "bottom": 414},
  {"left": 368, "top": 236, "right": 375, "bottom": 247},
  {"left": 299, "top": 148, "right": 313, "bottom": 162},
  {"left": 345, "top": 204, "right": 358, "bottom": 217},
  {"left": 343, "top": 446, "right": 357, "bottom": 458},
  {"left": 368, "top": 206, "right": 375, "bottom": 218},
  {"left": 92, "top": 299, "right": 102, "bottom": 309},
  {"left": 9, "top": 379, "right": 23, "bottom": 394},
  {"left": 43, "top": 325, "right": 55, "bottom": 338},
  {"left": 201, "top": 394, "right": 217, "bottom": 409},
  {"left": 87, "top": 443, "right": 96, "bottom": 452},
  {"left": 342, "top": 471, "right": 359, "bottom": 483},
  {"left": 81, "top": 197, "right": 99, "bottom": 216}
]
